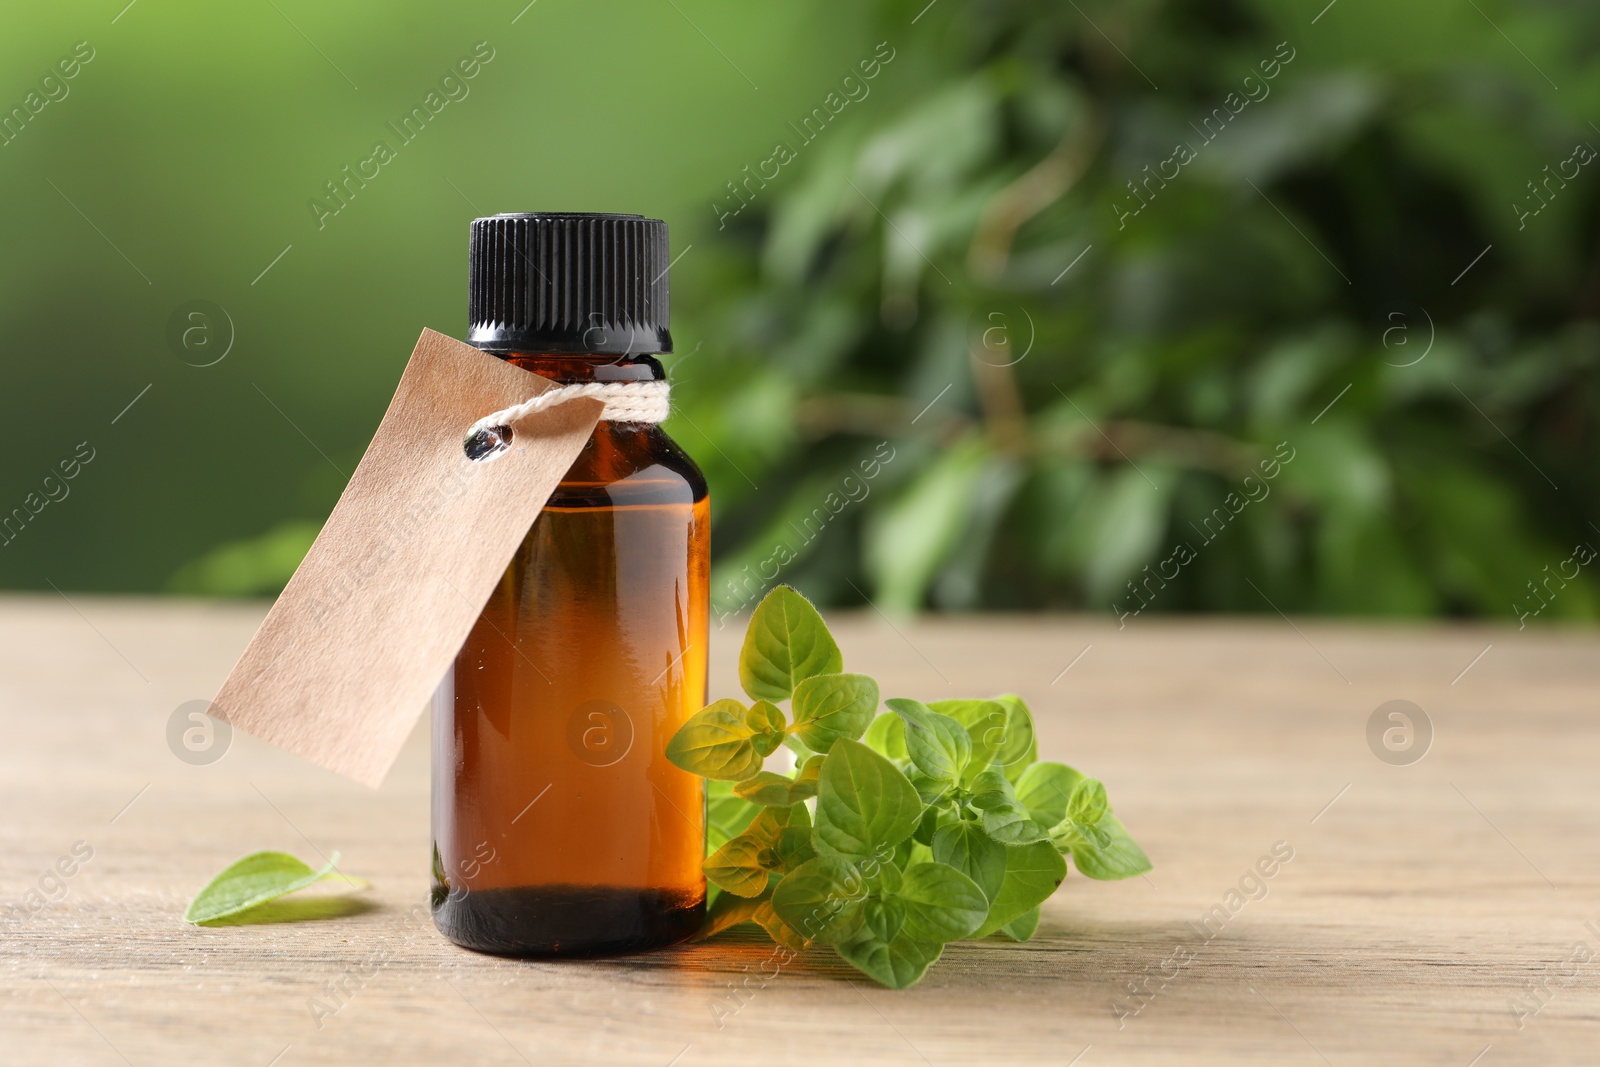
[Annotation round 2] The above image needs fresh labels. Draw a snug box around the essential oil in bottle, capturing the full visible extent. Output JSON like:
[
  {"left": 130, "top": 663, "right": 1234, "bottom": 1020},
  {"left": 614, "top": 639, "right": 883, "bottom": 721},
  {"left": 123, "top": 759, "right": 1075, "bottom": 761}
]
[{"left": 431, "top": 213, "right": 709, "bottom": 956}]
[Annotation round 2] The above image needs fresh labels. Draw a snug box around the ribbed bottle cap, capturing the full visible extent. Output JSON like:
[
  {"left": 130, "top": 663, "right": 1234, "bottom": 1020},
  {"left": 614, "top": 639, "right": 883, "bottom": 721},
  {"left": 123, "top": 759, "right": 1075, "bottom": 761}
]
[{"left": 468, "top": 212, "right": 672, "bottom": 355}]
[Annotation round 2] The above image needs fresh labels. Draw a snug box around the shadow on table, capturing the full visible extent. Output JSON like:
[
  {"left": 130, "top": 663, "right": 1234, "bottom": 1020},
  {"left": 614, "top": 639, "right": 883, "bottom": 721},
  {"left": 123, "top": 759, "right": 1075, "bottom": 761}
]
[{"left": 634, "top": 920, "right": 1190, "bottom": 987}]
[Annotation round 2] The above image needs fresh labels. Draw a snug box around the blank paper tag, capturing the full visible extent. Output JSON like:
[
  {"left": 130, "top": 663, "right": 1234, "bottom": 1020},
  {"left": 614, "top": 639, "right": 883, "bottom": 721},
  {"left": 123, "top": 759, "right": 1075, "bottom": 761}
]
[{"left": 212, "top": 329, "right": 601, "bottom": 787}]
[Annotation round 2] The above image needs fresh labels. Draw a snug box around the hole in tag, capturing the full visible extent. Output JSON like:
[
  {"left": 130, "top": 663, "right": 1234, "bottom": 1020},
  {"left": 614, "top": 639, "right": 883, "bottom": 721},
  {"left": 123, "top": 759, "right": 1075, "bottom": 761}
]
[{"left": 464, "top": 425, "right": 511, "bottom": 461}]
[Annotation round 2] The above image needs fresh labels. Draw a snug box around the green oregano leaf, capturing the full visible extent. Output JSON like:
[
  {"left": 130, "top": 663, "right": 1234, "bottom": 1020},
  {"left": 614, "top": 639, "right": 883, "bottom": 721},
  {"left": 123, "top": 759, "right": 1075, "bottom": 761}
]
[
  {"left": 863, "top": 897, "right": 907, "bottom": 943},
  {"left": 665, "top": 699, "right": 764, "bottom": 781},
  {"left": 991, "top": 694, "right": 1038, "bottom": 780},
  {"left": 836, "top": 931, "right": 944, "bottom": 989},
  {"left": 706, "top": 779, "right": 760, "bottom": 850},
  {"left": 733, "top": 772, "right": 796, "bottom": 807},
  {"left": 184, "top": 851, "right": 365, "bottom": 925},
  {"left": 862, "top": 857, "right": 903, "bottom": 896},
  {"left": 931, "top": 821, "right": 1006, "bottom": 902},
  {"left": 995, "top": 905, "right": 1041, "bottom": 942},
  {"left": 893, "top": 835, "right": 922, "bottom": 872},
  {"left": 908, "top": 770, "right": 953, "bottom": 805},
  {"left": 894, "top": 862, "right": 989, "bottom": 942},
  {"left": 705, "top": 835, "right": 769, "bottom": 898},
  {"left": 813, "top": 739, "right": 923, "bottom": 862},
  {"left": 911, "top": 804, "right": 942, "bottom": 846},
  {"left": 773, "top": 824, "right": 817, "bottom": 871},
  {"left": 771, "top": 856, "right": 866, "bottom": 945},
  {"left": 699, "top": 885, "right": 771, "bottom": 938},
  {"left": 746, "top": 699, "right": 788, "bottom": 757},
  {"left": 745, "top": 799, "right": 809, "bottom": 848},
  {"left": 863, "top": 712, "right": 908, "bottom": 761},
  {"left": 794, "top": 753, "right": 824, "bottom": 792},
  {"left": 791, "top": 673, "right": 879, "bottom": 753},
  {"left": 1014, "top": 761, "right": 1084, "bottom": 829},
  {"left": 886, "top": 698, "right": 971, "bottom": 785},
  {"left": 739, "top": 586, "right": 843, "bottom": 702},
  {"left": 967, "top": 767, "right": 1014, "bottom": 811},
  {"left": 1067, "top": 777, "right": 1110, "bottom": 828},
  {"left": 1057, "top": 815, "right": 1152, "bottom": 880},
  {"left": 752, "top": 897, "right": 812, "bottom": 952},
  {"left": 928, "top": 699, "right": 1008, "bottom": 784},
  {"left": 968, "top": 767, "right": 1048, "bottom": 844},
  {"left": 974, "top": 840, "right": 1067, "bottom": 938},
  {"left": 735, "top": 771, "right": 813, "bottom": 807},
  {"left": 982, "top": 803, "right": 1049, "bottom": 845}
]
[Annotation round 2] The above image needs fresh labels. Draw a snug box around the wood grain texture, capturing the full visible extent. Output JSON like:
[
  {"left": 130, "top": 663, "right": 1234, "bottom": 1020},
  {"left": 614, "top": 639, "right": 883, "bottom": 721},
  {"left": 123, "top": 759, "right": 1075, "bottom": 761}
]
[{"left": 0, "top": 596, "right": 1594, "bottom": 1066}]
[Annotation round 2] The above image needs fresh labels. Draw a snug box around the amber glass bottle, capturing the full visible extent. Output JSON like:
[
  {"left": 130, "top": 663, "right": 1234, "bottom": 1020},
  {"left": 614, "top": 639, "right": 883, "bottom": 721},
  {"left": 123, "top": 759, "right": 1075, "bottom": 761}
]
[{"left": 432, "top": 213, "right": 708, "bottom": 956}]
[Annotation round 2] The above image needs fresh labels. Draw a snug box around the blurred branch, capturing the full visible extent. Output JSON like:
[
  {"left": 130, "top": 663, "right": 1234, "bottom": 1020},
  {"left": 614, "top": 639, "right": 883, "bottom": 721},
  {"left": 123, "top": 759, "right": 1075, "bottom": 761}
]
[
  {"left": 969, "top": 345, "right": 1031, "bottom": 454},
  {"left": 967, "top": 114, "right": 1104, "bottom": 281},
  {"left": 964, "top": 116, "right": 1103, "bottom": 454},
  {"left": 1035, "top": 418, "right": 1260, "bottom": 476},
  {"left": 795, "top": 391, "right": 1261, "bottom": 475},
  {"left": 795, "top": 393, "right": 971, "bottom": 442}
]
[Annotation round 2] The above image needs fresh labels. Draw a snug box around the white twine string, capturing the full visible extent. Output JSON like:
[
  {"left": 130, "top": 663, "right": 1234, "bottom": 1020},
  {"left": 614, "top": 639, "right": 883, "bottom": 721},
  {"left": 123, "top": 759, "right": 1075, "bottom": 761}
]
[{"left": 468, "top": 380, "right": 671, "bottom": 440}]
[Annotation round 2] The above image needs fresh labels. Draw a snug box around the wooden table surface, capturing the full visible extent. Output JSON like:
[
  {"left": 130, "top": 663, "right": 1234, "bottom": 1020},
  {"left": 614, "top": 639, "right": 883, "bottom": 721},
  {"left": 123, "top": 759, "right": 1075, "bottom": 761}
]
[{"left": 1, "top": 595, "right": 1594, "bottom": 1066}]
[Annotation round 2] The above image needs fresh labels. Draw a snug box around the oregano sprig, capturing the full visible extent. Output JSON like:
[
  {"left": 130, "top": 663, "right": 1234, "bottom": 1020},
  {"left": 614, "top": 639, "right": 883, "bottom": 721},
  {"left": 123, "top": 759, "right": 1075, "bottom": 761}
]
[{"left": 667, "top": 585, "right": 1151, "bottom": 989}]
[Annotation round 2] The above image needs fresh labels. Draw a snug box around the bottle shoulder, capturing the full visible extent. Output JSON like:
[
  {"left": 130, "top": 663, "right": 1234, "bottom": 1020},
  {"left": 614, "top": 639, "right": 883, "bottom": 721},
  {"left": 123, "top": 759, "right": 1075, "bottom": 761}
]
[{"left": 547, "top": 424, "right": 707, "bottom": 510}]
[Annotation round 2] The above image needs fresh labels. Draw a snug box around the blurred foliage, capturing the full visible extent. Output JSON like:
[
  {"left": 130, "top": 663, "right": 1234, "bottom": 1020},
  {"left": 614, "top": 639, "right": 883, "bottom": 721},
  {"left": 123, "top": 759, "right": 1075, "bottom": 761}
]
[
  {"left": 674, "top": 0, "right": 1600, "bottom": 620},
  {"left": 5, "top": 0, "right": 1599, "bottom": 626},
  {"left": 0, "top": 0, "right": 873, "bottom": 597}
]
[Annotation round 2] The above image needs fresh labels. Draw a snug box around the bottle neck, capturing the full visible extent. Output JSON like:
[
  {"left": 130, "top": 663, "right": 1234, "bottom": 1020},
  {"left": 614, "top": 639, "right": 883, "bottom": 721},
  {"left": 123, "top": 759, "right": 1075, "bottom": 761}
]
[{"left": 490, "top": 351, "right": 666, "bottom": 385}]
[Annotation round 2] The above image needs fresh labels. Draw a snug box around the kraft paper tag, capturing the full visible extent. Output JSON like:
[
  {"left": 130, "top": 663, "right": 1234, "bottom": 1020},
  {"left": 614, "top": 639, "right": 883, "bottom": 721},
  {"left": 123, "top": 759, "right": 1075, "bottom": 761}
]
[{"left": 212, "top": 329, "right": 602, "bottom": 787}]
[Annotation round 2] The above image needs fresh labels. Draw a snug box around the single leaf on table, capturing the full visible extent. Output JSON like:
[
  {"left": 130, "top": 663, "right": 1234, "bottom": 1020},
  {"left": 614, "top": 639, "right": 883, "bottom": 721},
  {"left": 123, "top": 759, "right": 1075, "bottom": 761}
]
[
  {"left": 836, "top": 931, "right": 944, "bottom": 989},
  {"left": 665, "top": 699, "right": 764, "bottom": 781},
  {"left": 863, "top": 711, "right": 908, "bottom": 761},
  {"left": 974, "top": 840, "right": 1068, "bottom": 938},
  {"left": 739, "top": 586, "right": 843, "bottom": 702},
  {"left": 791, "top": 673, "right": 879, "bottom": 753},
  {"left": 771, "top": 856, "right": 866, "bottom": 945},
  {"left": 813, "top": 740, "right": 923, "bottom": 862},
  {"left": 1014, "top": 761, "right": 1084, "bottom": 830},
  {"left": 991, "top": 694, "right": 1038, "bottom": 780},
  {"left": 1059, "top": 815, "right": 1152, "bottom": 880},
  {"left": 184, "top": 851, "right": 364, "bottom": 925},
  {"left": 931, "top": 820, "right": 1006, "bottom": 902},
  {"left": 894, "top": 862, "right": 989, "bottom": 942},
  {"left": 995, "top": 906, "right": 1041, "bottom": 942},
  {"left": 886, "top": 698, "right": 970, "bottom": 785},
  {"left": 705, "top": 834, "right": 769, "bottom": 898}
]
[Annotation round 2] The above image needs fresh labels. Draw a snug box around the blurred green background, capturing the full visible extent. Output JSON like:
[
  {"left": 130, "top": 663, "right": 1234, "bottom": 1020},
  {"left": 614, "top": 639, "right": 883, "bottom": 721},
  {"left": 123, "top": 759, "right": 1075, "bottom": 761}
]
[{"left": 3, "top": 0, "right": 1598, "bottom": 624}]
